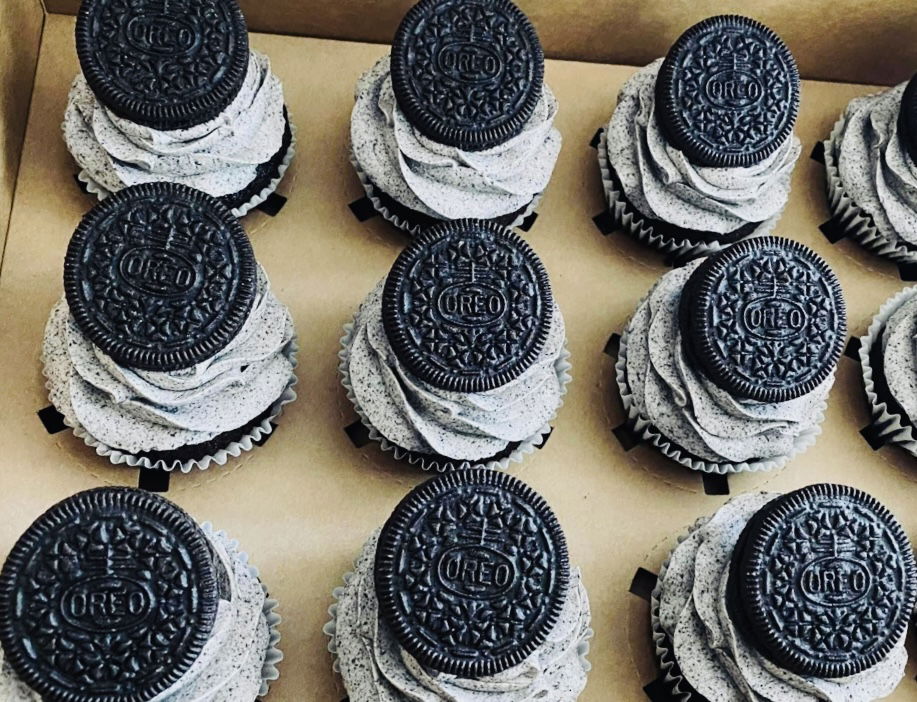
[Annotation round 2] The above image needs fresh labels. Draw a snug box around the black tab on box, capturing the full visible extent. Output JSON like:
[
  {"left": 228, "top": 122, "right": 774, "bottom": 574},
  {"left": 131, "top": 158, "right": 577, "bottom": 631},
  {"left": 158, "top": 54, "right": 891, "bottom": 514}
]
[
  {"left": 73, "top": 174, "right": 89, "bottom": 195},
  {"left": 844, "top": 336, "right": 862, "bottom": 361},
  {"left": 604, "top": 332, "right": 622, "bottom": 358},
  {"left": 593, "top": 211, "right": 616, "bottom": 235},
  {"left": 138, "top": 468, "right": 171, "bottom": 493},
  {"left": 899, "top": 262, "right": 917, "bottom": 282},
  {"left": 538, "top": 427, "right": 554, "bottom": 450},
  {"left": 589, "top": 128, "right": 603, "bottom": 149},
  {"left": 518, "top": 211, "right": 538, "bottom": 232},
  {"left": 810, "top": 141, "right": 826, "bottom": 164},
  {"left": 613, "top": 422, "right": 641, "bottom": 451},
  {"left": 819, "top": 217, "right": 849, "bottom": 244},
  {"left": 348, "top": 196, "right": 377, "bottom": 222},
  {"left": 38, "top": 405, "right": 67, "bottom": 435},
  {"left": 345, "top": 420, "right": 372, "bottom": 448},
  {"left": 255, "top": 192, "right": 287, "bottom": 217},
  {"left": 643, "top": 676, "right": 671, "bottom": 702},
  {"left": 702, "top": 472, "right": 730, "bottom": 496},
  {"left": 629, "top": 567, "right": 658, "bottom": 602},
  {"left": 860, "top": 423, "right": 890, "bottom": 451}
]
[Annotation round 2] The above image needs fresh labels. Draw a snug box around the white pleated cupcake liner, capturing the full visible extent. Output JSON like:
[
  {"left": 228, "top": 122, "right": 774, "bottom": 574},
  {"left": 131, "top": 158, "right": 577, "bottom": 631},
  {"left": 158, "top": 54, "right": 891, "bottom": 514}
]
[
  {"left": 338, "top": 320, "right": 572, "bottom": 472},
  {"left": 858, "top": 286, "right": 917, "bottom": 457},
  {"left": 75, "top": 116, "right": 297, "bottom": 219},
  {"left": 349, "top": 148, "right": 542, "bottom": 237},
  {"left": 613, "top": 311, "right": 827, "bottom": 474},
  {"left": 822, "top": 116, "right": 917, "bottom": 266},
  {"left": 41, "top": 338, "right": 299, "bottom": 473},
  {"left": 201, "top": 523, "right": 283, "bottom": 698},
  {"left": 322, "top": 553, "right": 593, "bottom": 682},
  {"left": 596, "top": 129, "right": 779, "bottom": 260},
  {"left": 649, "top": 517, "right": 710, "bottom": 702}
]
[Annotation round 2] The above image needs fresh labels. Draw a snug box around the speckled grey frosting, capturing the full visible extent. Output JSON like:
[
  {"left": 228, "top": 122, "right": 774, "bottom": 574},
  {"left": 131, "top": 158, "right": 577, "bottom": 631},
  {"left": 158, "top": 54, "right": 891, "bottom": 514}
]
[
  {"left": 656, "top": 492, "right": 907, "bottom": 701},
  {"left": 42, "top": 266, "right": 296, "bottom": 454},
  {"left": 0, "top": 528, "right": 271, "bottom": 702},
  {"left": 63, "top": 51, "right": 286, "bottom": 198},
  {"left": 877, "top": 292, "right": 917, "bottom": 423},
  {"left": 331, "top": 530, "right": 591, "bottom": 701},
  {"left": 623, "top": 261, "right": 832, "bottom": 464},
  {"left": 343, "top": 279, "right": 567, "bottom": 461},
  {"left": 829, "top": 82, "right": 917, "bottom": 248},
  {"left": 604, "top": 60, "right": 800, "bottom": 234},
  {"left": 350, "top": 56, "right": 561, "bottom": 220}
]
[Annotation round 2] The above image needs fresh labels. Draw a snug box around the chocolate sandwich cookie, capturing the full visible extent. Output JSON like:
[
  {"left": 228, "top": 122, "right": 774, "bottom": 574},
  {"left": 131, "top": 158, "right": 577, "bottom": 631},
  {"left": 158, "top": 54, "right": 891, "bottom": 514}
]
[
  {"left": 391, "top": 0, "right": 544, "bottom": 151},
  {"left": 730, "top": 484, "right": 917, "bottom": 678},
  {"left": 656, "top": 15, "right": 800, "bottom": 168},
  {"left": 0, "top": 488, "right": 219, "bottom": 702},
  {"left": 76, "top": 0, "right": 249, "bottom": 131},
  {"left": 680, "top": 237, "right": 846, "bottom": 403},
  {"left": 383, "top": 218, "right": 552, "bottom": 393},
  {"left": 374, "top": 468, "right": 569, "bottom": 677},
  {"left": 897, "top": 74, "right": 917, "bottom": 165},
  {"left": 64, "top": 181, "right": 257, "bottom": 372}
]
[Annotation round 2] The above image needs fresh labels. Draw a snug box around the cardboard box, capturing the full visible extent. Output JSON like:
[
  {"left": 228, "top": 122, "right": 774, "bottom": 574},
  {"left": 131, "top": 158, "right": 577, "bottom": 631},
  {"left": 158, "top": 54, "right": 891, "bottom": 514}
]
[{"left": 2, "top": 2, "right": 917, "bottom": 700}]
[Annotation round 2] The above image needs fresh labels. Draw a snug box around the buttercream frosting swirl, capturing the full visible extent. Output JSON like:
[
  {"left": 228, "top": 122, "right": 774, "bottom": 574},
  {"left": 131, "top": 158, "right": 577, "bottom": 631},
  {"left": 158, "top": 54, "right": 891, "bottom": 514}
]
[
  {"left": 623, "top": 262, "right": 831, "bottom": 464},
  {"left": 878, "top": 292, "right": 917, "bottom": 422},
  {"left": 43, "top": 266, "right": 296, "bottom": 454},
  {"left": 605, "top": 60, "right": 800, "bottom": 234},
  {"left": 332, "top": 530, "right": 592, "bottom": 701},
  {"left": 0, "top": 528, "right": 272, "bottom": 702},
  {"left": 656, "top": 492, "right": 908, "bottom": 701},
  {"left": 831, "top": 82, "right": 917, "bottom": 248},
  {"left": 350, "top": 56, "right": 561, "bottom": 220},
  {"left": 62, "top": 51, "right": 286, "bottom": 199},
  {"left": 344, "top": 279, "right": 566, "bottom": 461}
]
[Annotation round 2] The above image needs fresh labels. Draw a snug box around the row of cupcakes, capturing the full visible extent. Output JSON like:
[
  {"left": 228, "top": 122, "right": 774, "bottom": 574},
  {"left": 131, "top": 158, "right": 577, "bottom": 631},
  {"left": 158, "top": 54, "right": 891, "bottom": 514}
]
[
  {"left": 64, "top": 0, "right": 917, "bottom": 275},
  {"left": 41, "top": 179, "right": 917, "bottom": 474},
  {"left": 1, "top": 473, "right": 915, "bottom": 701}
]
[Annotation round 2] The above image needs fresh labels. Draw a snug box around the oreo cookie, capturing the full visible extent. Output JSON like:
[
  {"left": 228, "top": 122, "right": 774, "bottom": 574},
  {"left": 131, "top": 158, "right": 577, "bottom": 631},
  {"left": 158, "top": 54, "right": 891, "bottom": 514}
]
[
  {"left": 680, "top": 237, "right": 846, "bottom": 403},
  {"left": 0, "top": 487, "right": 218, "bottom": 702},
  {"left": 656, "top": 15, "right": 800, "bottom": 167},
  {"left": 390, "top": 0, "right": 544, "bottom": 151},
  {"left": 382, "top": 219, "right": 553, "bottom": 393},
  {"left": 731, "top": 484, "right": 917, "bottom": 678},
  {"left": 76, "top": 0, "right": 249, "bottom": 130},
  {"left": 898, "top": 74, "right": 917, "bottom": 166},
  {"left": 64, "top": 182, "right": 257, "bottom": 372},
  {"left": 374, "top": 469, "right": 569, "bottom": 677}
]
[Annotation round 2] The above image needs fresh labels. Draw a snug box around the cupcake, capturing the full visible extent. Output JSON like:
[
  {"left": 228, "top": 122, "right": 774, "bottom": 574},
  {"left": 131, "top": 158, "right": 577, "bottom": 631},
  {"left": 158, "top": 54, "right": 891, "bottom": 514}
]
[
  {"left": 0, "top": 487, "right": 282, "bottom": 700},
  {"left": 339, "top": 218, "right": 570, "bottom": 471},
  {"left": 64, "top": 0, "right": 295, "bottom": 217},
  {"left": 42, "top": 182, "right": 298, "bottom": 471},
  {"left": 858, "top": 285, "right": 917, "bottom": 455},
  {"left": 596, "top": 15, "right": 801, "bottom": 258},
  {"left": 822, "top": 74, "right": 917, "bottom": 269},
  {"left": 325, "top": 468, "right": 592, "bottom": 700},
  {"left": 350, "top": 0, "right": 560, "bottom": 235},
  {"left": 616, "top": 236, "right": 846, "bottom": 473},
  {"left": 652, "top": 484, "right": 917, "bottom": 700}
]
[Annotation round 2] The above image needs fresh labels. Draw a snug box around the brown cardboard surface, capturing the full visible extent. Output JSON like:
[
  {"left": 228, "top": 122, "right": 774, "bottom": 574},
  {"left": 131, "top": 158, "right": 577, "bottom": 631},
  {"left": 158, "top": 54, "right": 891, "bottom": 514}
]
[
  {"left": 3, "top": 12, "right": 917, "bottom": 701},
  {"left": 44, "top": 0, "right": 917, "bottom": 87},
  {"left": 0, "top": 0, "right": 43, "bottom": 260}
]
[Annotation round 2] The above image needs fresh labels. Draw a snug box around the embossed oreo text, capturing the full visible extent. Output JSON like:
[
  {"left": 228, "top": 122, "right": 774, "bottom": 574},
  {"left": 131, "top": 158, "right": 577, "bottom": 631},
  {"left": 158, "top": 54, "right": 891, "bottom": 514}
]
[
  {"left": 436, "top": 41, "right": 503, "bottom": 84},
  {"left": 125, "top": 15, "right": 197, "bottom": 55},
  {"left": 704, "top": 69, "right": 764, "bottom": 109},
  {"left": 800, "top": 557, "right": 871, "bottom": 607},
  {"left": 437, "top": 545, "right": 516, "bottom": 598},
  {"left": 118, "top": 247, "right": 199, "bottom": 296},
  {"left": 741, "top": 297, "right": 807, "bottom": 340},
  {"left": 437, "top": 282, "right": 507, "bottom": 327},
  {"left": 61, "top": 576, "right": 153, "bottom": 631}
]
